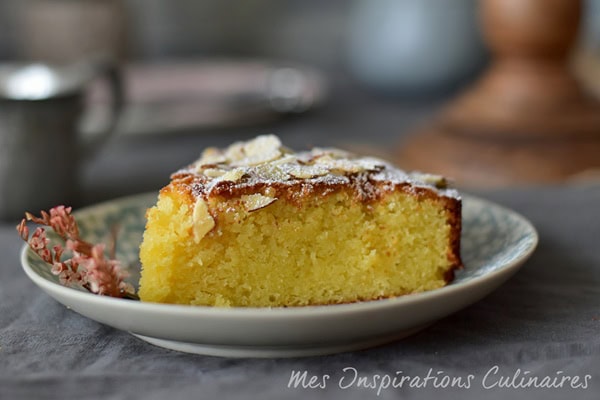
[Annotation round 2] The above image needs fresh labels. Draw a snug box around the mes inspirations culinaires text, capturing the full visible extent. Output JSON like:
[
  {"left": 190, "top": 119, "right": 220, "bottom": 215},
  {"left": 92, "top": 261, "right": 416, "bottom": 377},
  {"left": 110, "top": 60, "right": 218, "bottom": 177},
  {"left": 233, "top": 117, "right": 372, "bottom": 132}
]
[{"left": 287, "top": 366, "right": 592, "bottom": 396}]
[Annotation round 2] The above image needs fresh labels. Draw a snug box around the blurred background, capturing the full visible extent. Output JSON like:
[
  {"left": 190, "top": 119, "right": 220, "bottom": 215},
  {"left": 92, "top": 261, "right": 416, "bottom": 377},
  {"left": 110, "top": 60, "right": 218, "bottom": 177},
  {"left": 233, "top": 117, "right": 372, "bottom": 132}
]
[
  {"left": 1, "top": 0, "right": 600, "bottom": 218},
  {"left": 0, "top": 0, "right": 487, "bottom": 75}
]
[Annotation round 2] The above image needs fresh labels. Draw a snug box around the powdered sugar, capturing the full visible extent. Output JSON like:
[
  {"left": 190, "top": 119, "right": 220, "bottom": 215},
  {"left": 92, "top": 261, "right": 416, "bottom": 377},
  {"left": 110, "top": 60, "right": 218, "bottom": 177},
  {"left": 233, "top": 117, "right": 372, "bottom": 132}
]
[{"left": 179, "top": 135, "right": 459, "bottom": 200}]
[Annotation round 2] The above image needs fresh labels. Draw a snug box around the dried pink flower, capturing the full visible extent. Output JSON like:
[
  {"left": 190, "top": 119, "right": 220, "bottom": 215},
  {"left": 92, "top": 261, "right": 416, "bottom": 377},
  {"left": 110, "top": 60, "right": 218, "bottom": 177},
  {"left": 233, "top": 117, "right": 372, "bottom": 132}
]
[
  {"left": 17, "top": 205, "right": 137, "bottom": 299},
  {"left": 50, "top": 206, "right": 79, "bottom": 239},
  {"left": 26, "top": 206, "right": 79, "bottom": 240},
  {"left": 17, "top": 219, "right": 29, "bottom": 241},
  {"left": 52, "top": 245, "right": 64, "bottom": 262},
  {"left": 51, "top": 261, "right": 66, "bottom": 275},
  {"left": 70, "top": 243, "right": 129, "bottom": 297},
  {"left": 66, "top": 238, "right": 93, "bottom": 256},
  {"left": 29, "top": 228, "right": 49, "bottom": 250}
]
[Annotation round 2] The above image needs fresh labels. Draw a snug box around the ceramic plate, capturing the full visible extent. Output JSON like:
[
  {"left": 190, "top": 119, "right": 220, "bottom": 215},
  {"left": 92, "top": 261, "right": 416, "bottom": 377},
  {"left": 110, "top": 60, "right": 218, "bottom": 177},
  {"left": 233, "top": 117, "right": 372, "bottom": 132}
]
[{"left": 21, "top": 193, "right": 537, "bottom": 358}]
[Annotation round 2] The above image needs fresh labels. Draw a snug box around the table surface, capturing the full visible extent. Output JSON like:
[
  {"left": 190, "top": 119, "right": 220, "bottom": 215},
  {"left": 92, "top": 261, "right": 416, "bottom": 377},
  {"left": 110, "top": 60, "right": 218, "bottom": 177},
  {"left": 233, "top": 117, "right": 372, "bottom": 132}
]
[{"left": 1, "top": 75, "right": 599, "bottom": 400}]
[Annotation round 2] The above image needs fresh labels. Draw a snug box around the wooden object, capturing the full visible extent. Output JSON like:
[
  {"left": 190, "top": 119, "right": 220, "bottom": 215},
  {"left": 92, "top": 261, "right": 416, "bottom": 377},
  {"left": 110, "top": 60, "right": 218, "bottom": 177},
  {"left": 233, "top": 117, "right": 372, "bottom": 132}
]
[{"left": 397, "top": 0, "right": 600, "bottom": 187}]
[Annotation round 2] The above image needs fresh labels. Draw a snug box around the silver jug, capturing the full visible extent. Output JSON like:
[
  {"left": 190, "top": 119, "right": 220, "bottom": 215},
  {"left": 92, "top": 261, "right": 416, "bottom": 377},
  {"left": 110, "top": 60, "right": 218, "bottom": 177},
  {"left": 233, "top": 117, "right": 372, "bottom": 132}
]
[{"left": 0, "top": 61, "right": 123, "bottom": 220}]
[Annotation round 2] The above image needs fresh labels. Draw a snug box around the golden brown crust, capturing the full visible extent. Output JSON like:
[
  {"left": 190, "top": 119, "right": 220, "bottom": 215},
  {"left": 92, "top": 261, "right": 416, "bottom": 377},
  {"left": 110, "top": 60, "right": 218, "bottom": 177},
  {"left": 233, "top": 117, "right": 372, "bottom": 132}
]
[
  {"left": 441, "top": 196, "right": 463, "bottom": 282},
  {"left": 170, "top": 170, "right": 458, "bottom": 205},
  {"left": 173, "top": 134, "right": 460, "bottom": 203}
]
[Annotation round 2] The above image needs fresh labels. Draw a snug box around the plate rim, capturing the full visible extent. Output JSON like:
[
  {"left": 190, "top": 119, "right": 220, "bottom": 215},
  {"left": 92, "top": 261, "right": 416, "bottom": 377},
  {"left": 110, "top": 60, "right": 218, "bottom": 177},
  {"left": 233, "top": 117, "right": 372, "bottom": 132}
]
[{"left": 20, "top": 192, "right": 538, "bottom": 319}]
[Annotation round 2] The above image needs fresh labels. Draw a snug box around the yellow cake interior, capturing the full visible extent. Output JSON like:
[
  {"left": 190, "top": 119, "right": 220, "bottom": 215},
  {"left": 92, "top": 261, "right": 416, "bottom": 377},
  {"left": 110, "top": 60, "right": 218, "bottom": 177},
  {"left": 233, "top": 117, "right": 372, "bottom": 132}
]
[{"left": 139, "top": 185, "right": 456, "bottom": 307}]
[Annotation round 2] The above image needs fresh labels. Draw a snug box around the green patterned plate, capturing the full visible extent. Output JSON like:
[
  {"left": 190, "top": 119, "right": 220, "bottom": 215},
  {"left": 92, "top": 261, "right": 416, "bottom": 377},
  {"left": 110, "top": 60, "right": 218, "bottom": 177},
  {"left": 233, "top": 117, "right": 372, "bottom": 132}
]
[{"left": 21, "top": 192, "right": 538, "bottom": 358}]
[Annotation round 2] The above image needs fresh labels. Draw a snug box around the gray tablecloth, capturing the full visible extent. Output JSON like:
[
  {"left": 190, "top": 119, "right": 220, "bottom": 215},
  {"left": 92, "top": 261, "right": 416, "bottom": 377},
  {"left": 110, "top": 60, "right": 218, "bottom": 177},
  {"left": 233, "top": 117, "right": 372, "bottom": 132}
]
[
  {"left": 1, "top": 80, "right": 599, "bottom": 399},
  {"left": 2, "top": 184, "right": 599, "bottom": 400}
]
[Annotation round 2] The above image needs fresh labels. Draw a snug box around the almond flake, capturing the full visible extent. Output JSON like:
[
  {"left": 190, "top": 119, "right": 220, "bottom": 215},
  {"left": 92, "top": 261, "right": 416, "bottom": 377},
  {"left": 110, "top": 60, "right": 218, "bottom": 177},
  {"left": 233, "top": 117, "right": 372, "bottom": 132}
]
[
  {"left": 233, "top": 134, "right": 283, "bottom": 166},
  {"left": 243, "top": 134, "right": 281, "bottom": 157},
  {"left": 254, "top": 164, "right": 289, "bottom": 181},
  {"left": 413, "top": 173, "right": 448, "bottom": 189},
  {"left": 203, "top": 168, "right": 226, "bottom": 178},
  {"left": 219, "top": 168, "right": 246, "bottom": 183},
  {"left": 238, "top": 150, "right": 282, "bottom": 166},
  {"left": 192, "top": 198, "right": 215, "bottom": 242},
  {"left": 271, "top": 154, "right": 297, "bottom": 165},
  {"left": 313, "top": 156, "right": 385, "bottom": 174},
  {"left": 356, "top": 158, "right": 386, "bottom": 172},
  {"left": 287, "top": 165, "right": 329, "bottom": 179},
  {"left": 224, "top": 141, "right": 246, "bottom": 163},
  {"left": 314, "top": 157, "right": 362, "bottom": 173},
  {"left": 311, "top": 148, "right": 352, "bottom": 160},
  {"left": 241, "top": 194, "right": 277, "bottom": 212}
]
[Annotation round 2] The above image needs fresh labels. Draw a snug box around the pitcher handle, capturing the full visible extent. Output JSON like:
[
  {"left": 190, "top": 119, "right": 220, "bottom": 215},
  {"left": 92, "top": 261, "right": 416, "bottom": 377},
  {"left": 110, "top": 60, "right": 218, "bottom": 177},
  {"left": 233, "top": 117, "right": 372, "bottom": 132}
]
[{"left": 81, "top": 60, "right": 124, "bottom": 156}]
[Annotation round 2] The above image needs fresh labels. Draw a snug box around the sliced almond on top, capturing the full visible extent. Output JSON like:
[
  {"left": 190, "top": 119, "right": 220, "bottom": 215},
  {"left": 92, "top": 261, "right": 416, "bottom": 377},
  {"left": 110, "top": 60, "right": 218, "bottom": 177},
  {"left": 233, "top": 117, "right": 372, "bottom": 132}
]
[
  {"left": 203, "top": 168, "right": 226, "bottom": 178},
  {"left": 413, "top": 173, "right": 448, "bottom": 189},
  {"left": 234, "top": 134, "right": 282, "bottom": 166},
  {"left": 219, "top": 167, "right": 246, "bottom": 183},
  {"left": 313, "top": 156, "right": 385, "bottom": 174},
  {"left": 224, "top": 141, "right": 246, "bottom": 163},
  {"left": 241, "top": 193, "right": 277, "bottom": 212},
  {"left": 314, "top": 157, "right": 360, "bottom": 173},
  {"left": 311, "top": 147, "right": 352, "bottom": 160},
  {"left": 192, "top": 198, "right": 215, "bottom": 242},
  {"left": 287, "top": 164, "right": 329, "bottom": 179},
  {"left": 271, "top": 154, "right": 297, "bottom": 165},
  {"left": 355, "top": 158, "right": 386, "bottom": 172},
  {"left": 243, "top": 135, "right": 281, "bottom": 157},
  {"left": 239, "top": 150, "right": 282, "bottom": 166},
  {"left": 254, "top": 164, "right": 289, "bottom": 181}
]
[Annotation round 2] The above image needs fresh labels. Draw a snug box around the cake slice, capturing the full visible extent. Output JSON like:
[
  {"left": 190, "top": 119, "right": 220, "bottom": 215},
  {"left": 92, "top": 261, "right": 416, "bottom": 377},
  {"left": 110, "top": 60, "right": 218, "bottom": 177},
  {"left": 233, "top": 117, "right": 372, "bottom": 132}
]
[{"left": 138, "top": 135, "right": 462, "bottom": 307}]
